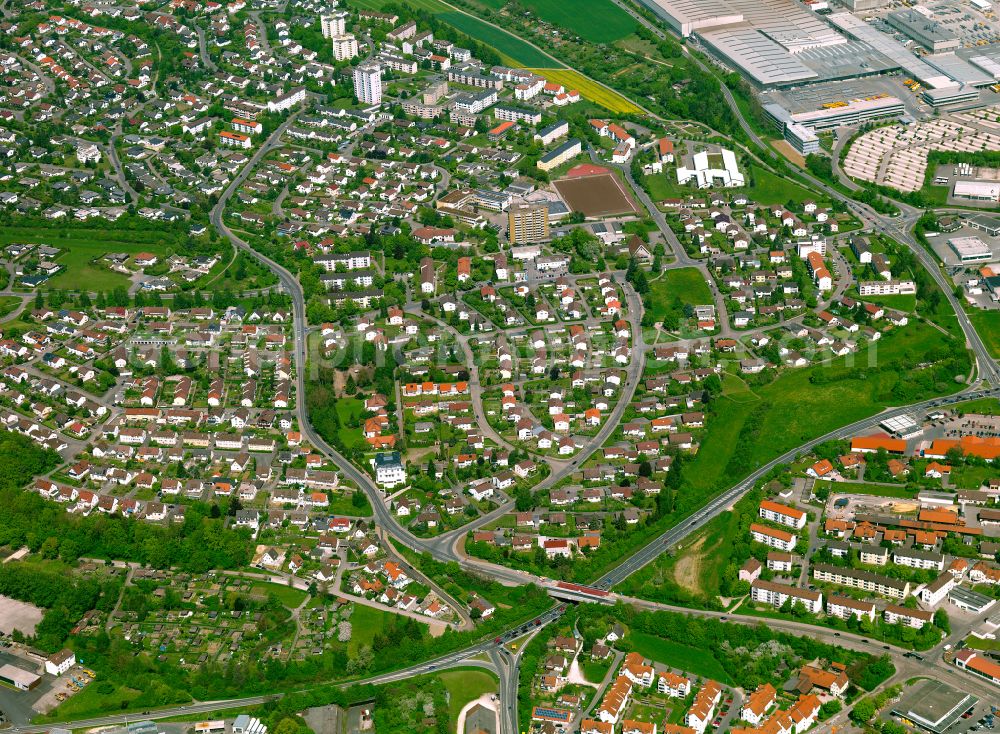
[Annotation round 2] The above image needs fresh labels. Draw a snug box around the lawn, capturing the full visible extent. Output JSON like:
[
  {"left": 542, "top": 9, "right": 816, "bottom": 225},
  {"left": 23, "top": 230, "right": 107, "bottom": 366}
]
[
  {"left": 336, "top": 397, "right": 367, "bottom": 451},
  {"left": 526, "top": 68, "right": 641, "bottom": 114},
  {"left": 816, "top": 480, "right": 917, "bottom": 499},
  {"left": 744, "top": 166, "right": 820, "bottom": 206},
  {"left": 0, "top": 296, "right": 22, "bottom": 320},
  {"left": 645, "top": 268, "right": 713, "bottom": 324},
  {"left": 628, "top": 631, "right": 732, "bottom": 684},
  {"left": 517, "top": 0, "right": 637, "bottom": 42},
  {"left": 950, "top": 465, "right": 996, "bottom": 490},
  {"left": 645, "top": 165, "right": 822, "bottom": 206},
  {"left": 952, "top": 396, "right": 1000, "bottom": 415},
  {"left": 250, "top": 581, "right": 309, "bottom": 608},
  {"left": 348, "top": 604, "right": 395, "bottom": 654},
  {"left": 41, "top": 683, "right": 144, "bottom": 722},
  {"left": 0, "top": 227, "right": 180, "bottom": 292},
  {"left": 860, "top": 293, "right": 916, "bottom": 313},
  {"left": 583, "top": 658, "right": 612, "bottom": 684},
  {"left": 437, "top": 668, "right": 498, "bottom": 725},
  {"left": 684, "top": 321, "right": 963, "bottom": 497},
  {"left": 351, "top": 0, "right": 559, "bottom": 67},
  {"left": 327, "top": 489, "right": 373, "bottom": 517},
  {"left": 970, "top": 310, "right": 1000, "bottom": 358},
  {"left": 965, "top": 636, "right": 1000, "bottom": 652}
]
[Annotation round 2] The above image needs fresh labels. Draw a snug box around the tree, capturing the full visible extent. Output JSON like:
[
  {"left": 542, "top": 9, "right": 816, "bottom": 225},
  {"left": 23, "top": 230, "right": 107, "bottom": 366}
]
[
  {"left": 820, "top": 700, "right": 841, "bottom": 719},
  {"left": 933, "top": 608, "right": 950, "bottom": 633},
  {"left": 849, "top": 698, "right": 876, "bottom": 725}
]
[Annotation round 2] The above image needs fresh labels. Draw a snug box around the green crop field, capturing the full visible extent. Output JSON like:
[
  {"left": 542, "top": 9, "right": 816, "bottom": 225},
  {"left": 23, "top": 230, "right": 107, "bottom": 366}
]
[
  {"left": 436, "top": 11, "right": 557, "bottom": 66},
  {"left": 518, "top": 0, "right": 637, "bottom": 42}
]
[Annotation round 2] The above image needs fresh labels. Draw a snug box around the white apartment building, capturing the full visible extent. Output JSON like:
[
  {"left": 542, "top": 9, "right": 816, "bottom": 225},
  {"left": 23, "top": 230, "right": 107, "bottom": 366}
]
[
  {"left": 320, "top": 11, "right": 347, "bottom": 38},
  {"left": 920, "top": 572, "right": 956, "bottom": 607},
  {"left": 750, "top": 579, "right": 823, "bottom": 614},
  {"left": 893, "top": 548, "right": 945, "bottom": 571},
  {"left": 332, "top": 34, "right": 359, "bottom": 60},
  {"left": 826, "top": 595, "right": 876, "bottom": 622},
  {"left": 353, "top": 63, "right": 383, "bottom": 106},
  {"left": 884, "top": 604, "right": 933, "bottom": 629},
  {"left": 750, "top": 523, "right": 797, "bottom": 552},
  {"left": 759, "top": 499, "right": 807, "bottom": 530}
]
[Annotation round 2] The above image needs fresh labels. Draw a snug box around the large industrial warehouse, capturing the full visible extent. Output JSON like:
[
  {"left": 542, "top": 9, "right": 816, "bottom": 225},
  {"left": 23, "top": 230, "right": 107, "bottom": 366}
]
[{"left": 638, "top": 0, "right": 1000, "bottom": 100}]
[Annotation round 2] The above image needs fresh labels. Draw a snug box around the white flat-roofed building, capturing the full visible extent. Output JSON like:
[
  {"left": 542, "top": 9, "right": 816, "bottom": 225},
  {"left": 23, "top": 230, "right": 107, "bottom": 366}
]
[
  {"left": 954, "top": 181, "right": 1000, "bottom": 202},
  {"left": 677, "top": 148, "right": 745, "bottom": 189},
  {"left": 321, "top": 12, "right": 348, "bottom": 38},
  {"left": 635, "top": 0, "right": 744, "bottom": 36},
  {"left": 332, "top": 34, "right": 359, "bottom": 61},
  {"left": 765, "top": 96, "right": 905, "bottom": 134},
  {"left": 949, "top": 236, "right": 993, "bottom": 263},
  {"left": 923, "top": 85, "right": 980, "bottom": 108},
  {"left": 859, "top": 280, "right": 916, "bottom": 296}
]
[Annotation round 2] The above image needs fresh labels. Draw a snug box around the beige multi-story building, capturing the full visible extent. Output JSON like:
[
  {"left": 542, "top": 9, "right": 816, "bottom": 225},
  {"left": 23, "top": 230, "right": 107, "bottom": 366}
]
[
  {"left": 423, "top": 79, "right": 448, "bottom": 105},
  {"left": 508, "top": 203, "right": 550, "bottom": 244},
  {"left": 331, "top": 34, "right": 359, "bottom": 61},
  {"left": 812, "top": 563, "right": 910, "bottom": 599}
]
